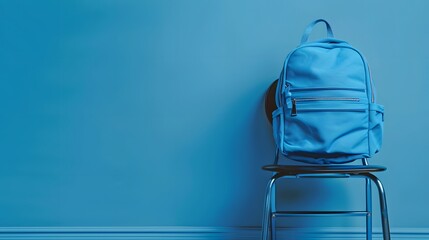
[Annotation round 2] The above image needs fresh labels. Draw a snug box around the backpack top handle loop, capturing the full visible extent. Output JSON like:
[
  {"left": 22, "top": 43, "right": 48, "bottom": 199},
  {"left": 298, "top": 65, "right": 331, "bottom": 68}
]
[{"left": 300, "top": 19, "right": 334, "bottom": 44}]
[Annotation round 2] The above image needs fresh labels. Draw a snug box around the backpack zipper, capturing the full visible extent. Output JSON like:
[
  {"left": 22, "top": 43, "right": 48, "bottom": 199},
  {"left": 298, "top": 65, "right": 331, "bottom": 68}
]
[
  {"left": 290, "top": 87, "right": 366, "bottom": 92},
  {"left": 291, "top": 97, "right": 360, "bottom": 116}
]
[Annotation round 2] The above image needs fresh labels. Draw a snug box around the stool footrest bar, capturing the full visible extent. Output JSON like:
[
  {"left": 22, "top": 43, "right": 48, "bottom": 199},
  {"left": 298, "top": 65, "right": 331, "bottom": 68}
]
[{"left": 273, "top": 211, "right": 370, "bottom": 217}]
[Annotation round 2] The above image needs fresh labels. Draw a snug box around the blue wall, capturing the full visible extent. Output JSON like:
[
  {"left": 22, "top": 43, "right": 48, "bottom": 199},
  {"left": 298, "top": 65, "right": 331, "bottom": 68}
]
[{"left": 0, "top": 0, "right": 428, "bottom": 229}]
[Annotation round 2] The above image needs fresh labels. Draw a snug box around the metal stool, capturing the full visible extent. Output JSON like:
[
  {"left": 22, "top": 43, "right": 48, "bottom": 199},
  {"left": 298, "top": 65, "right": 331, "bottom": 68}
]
[{"left": 262, "top": 80, "right": 391, "bottom": 240}]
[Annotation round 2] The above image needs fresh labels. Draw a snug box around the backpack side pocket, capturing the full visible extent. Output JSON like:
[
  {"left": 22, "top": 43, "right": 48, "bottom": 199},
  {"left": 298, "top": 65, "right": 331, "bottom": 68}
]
[
  {"left": 369, "top": 103, "right": 384, "bottom": 155},
  {"left": 272, "top": 108, "right": 285, "bottom": 153}
]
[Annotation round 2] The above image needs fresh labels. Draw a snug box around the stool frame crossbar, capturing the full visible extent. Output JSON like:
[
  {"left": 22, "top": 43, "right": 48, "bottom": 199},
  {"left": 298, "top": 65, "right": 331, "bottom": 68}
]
[{"left": 261, "top": 159, "right": 390, "bottom": 240}]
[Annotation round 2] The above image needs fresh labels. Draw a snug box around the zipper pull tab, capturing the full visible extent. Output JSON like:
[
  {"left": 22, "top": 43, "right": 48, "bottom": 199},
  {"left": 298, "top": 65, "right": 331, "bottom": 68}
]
[{"left": 291, "top": 99, "right": 297, "bottom": 116}]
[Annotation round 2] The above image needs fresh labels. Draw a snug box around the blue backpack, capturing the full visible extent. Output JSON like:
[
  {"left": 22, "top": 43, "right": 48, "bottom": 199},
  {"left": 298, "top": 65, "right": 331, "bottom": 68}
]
[{"left": 272, "top": 19, "right": 384, "bottom": 164}]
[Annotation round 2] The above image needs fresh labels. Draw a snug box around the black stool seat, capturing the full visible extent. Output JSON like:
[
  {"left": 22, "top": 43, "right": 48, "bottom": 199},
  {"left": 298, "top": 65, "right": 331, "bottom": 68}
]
[{"left": 262, "top": 165, "right": 386, "bottom": 175}]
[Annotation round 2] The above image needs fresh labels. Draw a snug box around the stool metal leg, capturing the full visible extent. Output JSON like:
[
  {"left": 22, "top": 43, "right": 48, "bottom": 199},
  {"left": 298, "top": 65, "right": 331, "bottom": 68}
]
[
  {"left": 362, "top": 173, "right": 391, "bottom": 240},
  {"left": 271, "top": 213, "right": 277, "bottom": 240},
  {"left": 365, "top": 178, "right": 372, "bottom": 240},
  {"left": 262, "top": 175, "right": 279, "bottom": 240},
  {"left": 271, "top": 183, "right": 277, "bottom": 240},
  {"left": 362, "top": 159, "right": 372, "bottom": 240}
]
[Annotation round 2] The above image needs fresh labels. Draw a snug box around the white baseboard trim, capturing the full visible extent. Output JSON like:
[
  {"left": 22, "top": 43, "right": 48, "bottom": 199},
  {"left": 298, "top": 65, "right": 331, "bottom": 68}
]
[{"left": 0, "top": 226, "right": 427, "bottom": 239}]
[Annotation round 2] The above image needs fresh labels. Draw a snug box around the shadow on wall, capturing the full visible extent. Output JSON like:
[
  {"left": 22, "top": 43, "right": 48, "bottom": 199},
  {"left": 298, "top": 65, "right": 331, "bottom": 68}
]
[{"left": 176, "top": 77, "right": 275, "bottom": 226}]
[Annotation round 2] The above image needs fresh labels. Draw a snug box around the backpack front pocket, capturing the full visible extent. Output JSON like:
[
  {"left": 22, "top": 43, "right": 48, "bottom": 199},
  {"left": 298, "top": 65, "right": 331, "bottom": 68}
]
[{"left": 283, "top": 99, "right": 369, "bottom": 161}]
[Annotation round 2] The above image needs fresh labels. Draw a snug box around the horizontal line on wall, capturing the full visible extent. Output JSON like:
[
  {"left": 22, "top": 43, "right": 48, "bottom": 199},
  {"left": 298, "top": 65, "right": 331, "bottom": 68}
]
[{"left": 0, "top": 226, "right": 428, "bottom": 239}]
